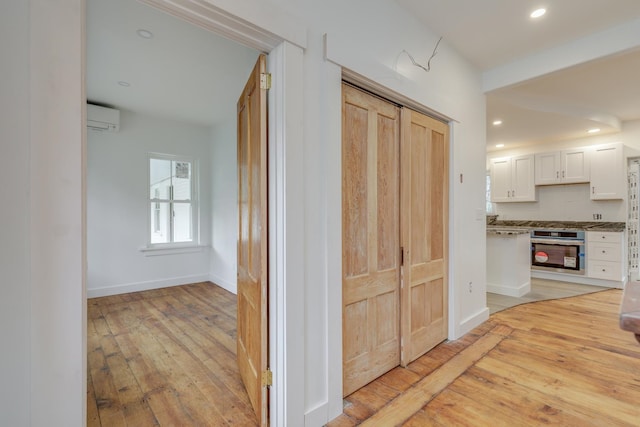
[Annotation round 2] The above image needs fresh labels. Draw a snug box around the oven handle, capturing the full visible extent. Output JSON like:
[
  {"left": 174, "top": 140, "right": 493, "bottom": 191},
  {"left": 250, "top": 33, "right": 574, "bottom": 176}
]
[{"left": 530, "top": 238, "right": 585, "bottom": 246}]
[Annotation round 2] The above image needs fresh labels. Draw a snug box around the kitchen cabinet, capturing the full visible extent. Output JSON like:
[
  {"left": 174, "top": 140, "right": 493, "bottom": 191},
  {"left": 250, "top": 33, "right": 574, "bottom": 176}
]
[
  {"left": 490, "top": 155, "right": 536, "bottom": 202},
  {"left": 587, "top": 231, "right": 625, "bottom": 282},
  {"left": 535, "top": 148, "right": 590, "bottom": 185},
  {"left": 590, "top": 142, "right": 625, "bottom": 200}
]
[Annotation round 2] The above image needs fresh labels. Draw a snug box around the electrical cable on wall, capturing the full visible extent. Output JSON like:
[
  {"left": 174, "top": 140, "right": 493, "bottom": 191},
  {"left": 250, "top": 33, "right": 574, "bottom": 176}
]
[{"left": 397, "top": 36, "right": 443, "bottom": 73}]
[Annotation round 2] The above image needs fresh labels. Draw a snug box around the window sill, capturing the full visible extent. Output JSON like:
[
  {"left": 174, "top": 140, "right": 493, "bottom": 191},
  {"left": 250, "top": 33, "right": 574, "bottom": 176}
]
[{"left": 140, "top": 244, "right": 210, "bottom": 257}]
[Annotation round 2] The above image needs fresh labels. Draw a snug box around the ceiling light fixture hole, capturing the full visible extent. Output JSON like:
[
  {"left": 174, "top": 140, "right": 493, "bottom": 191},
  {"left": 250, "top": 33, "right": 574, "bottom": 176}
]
[{"left": 136, "top": 29, "right": 154, "bottom": 39}]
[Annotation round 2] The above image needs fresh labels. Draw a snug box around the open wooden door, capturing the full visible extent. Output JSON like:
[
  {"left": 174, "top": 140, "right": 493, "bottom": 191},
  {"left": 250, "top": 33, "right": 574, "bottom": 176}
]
[
  {"left": 342, "top": 84, "right": 402, "bottom": 396},
  {"left": 237, "top": 54, "right": 269, "bottom": 426},
  {"left": 400, "top": 107, "right": 449, "bottom": 366}
]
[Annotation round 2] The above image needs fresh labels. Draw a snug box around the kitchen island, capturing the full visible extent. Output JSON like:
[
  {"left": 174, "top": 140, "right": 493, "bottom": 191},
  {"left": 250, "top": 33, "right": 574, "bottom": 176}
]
[{"left": 486, "top": 228, "right": 531, "bottom": 296}]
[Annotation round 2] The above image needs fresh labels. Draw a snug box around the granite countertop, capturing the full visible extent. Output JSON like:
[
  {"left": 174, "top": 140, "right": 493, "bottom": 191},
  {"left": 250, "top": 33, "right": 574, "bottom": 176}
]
[
  {"left": 487, "top": 220, "right": 626, "bottom": 232},
  {"left": 620, "top": 281, "right": 640, "bottom": 344},
  {"left": 487, "top": 228, "right": 530, "bottom": 236}
]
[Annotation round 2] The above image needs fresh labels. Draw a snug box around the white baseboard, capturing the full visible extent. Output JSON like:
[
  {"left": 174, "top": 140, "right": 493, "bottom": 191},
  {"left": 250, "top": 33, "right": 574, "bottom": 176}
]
[
  {"left": 486, "top": 280, "right": 531, "bottom": 297},
  {"left": 531, "top": 270, "right": 624, "bottom": 289},
  {"left": 458, "top": 307, "right": 490, "bottom": 337},
  {"left": 209, "top": 273, "right": 237, "bottom": 295},
  {"left": 87, "top": 274, "right": 210, "bottom": 298},
  {"left": 304, "top": 401, "right": 328, "bottom": 427}
]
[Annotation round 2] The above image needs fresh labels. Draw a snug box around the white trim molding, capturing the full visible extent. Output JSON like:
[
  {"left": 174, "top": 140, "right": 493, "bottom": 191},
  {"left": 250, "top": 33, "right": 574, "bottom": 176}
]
[
  {"left": 458, "top": 308, "right": 491, "bottom": 337},
  {"left": 87, "top": 274, "right": 211, "bottom": 298},
  {"left": 139, "top": 0, "right": 307, "bottom": 51}
]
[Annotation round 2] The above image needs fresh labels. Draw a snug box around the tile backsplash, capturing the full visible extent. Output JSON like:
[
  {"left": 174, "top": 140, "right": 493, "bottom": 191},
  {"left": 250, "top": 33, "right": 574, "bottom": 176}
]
[{"left": 492, "top": 183, "right": 626, "bottom": 222}]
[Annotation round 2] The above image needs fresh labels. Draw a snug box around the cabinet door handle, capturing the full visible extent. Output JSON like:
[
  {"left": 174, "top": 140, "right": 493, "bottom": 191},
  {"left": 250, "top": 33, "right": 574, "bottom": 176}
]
[
  {"left": 592, "top": 186, "right": 595, "bottom": 194},
  {"left": 556, "top": 171, "right": 559, "bottom": 178},
  {"left": 562, "top": 171, "right": 565, "bottom": 178}
]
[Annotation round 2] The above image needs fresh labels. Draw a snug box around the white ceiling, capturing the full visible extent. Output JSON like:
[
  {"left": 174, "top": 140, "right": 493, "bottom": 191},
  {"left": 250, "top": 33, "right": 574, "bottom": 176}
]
[
  {"left": 86, "top": 0, "right": 259, "bottom": 127},
  {"left": 396, "top": 0, "right": 640, "bottom": 151},
  {"left": 88, "top": 0, "right": 640, "bottom": 151}
]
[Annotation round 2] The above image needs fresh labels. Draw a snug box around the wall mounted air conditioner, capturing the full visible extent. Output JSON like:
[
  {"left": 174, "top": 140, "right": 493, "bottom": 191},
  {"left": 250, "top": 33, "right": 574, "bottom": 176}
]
[{"left": 87, "top": 103, "right": 120, "bottom": 132}]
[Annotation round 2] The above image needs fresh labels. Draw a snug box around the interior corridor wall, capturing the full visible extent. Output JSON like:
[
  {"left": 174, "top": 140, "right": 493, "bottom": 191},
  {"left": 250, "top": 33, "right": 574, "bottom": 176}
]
[
  {"left": 210, "top": 119, "right": 239, "bottom": 293},
  {"left": 0, "top": 1, "right": 30, "bottom": 424},
  {"left": 268, "top": 0, "right": 489, "bottom": 423},
  {"left": 87, "top": 110, "right": 212, "bottom": 297},
  {"left": 12, "top": 0, "right": 489, "bottom": 425}
]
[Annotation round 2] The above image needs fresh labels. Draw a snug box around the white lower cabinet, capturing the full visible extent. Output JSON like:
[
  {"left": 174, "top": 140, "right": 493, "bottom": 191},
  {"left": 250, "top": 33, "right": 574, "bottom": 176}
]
[{"left": 587, "top": 231, "right": 625, "bottom": 281}]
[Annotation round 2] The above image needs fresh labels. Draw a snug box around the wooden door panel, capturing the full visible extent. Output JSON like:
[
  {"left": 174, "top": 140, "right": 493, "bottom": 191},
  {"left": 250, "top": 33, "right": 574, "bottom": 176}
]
[
  {"left": 342, "top": 84, "right": 401, "bottom": 396},
  {"left": 401, "top": 108, "right": 449, "bottom": 366},
  {"left": 237, "top": 54, "right": 268, "bottom": 426},
  {"left": 342, "top": 101, "right": 369, "bottom": 278}
]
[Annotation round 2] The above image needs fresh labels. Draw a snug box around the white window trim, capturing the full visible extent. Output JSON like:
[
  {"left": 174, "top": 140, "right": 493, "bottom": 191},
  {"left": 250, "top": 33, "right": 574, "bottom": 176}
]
[
  {"left": 139, "top": 243, "right": 209, "bottom": 257},
  {"left": 145, "top": 152, "right": 200, "bottom": 249}
]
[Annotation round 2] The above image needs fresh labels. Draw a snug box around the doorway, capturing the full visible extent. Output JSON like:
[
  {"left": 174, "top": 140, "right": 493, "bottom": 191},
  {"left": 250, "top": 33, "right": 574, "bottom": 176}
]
[
  {"left": 342, "top": 83, "right": 450, "bottom": 396},
  {"left": 84, "top": 0, "right": 304, "bottom": 425}
]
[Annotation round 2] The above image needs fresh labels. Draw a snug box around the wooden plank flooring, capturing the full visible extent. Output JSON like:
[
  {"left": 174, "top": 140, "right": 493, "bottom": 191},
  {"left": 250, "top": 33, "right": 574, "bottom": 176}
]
[
  {"left": 89, "top": 283, "right": 640, "bottom": 426},
  {"left": 87, "top": 282, "right": 258, "bottom": 427},
  {"left": 328, "top": 289, "right": 640, "bottom": 426}
]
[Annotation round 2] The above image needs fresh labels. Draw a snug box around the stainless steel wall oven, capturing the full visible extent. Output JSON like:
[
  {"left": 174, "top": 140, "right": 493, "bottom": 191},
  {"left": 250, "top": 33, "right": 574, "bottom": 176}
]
[{"left": 530, "top": 229, "right": 585, "bottom": 275}]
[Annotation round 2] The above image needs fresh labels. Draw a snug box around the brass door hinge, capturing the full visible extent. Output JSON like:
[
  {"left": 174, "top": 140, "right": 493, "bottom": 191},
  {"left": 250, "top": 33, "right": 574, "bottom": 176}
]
[
  {"left": 262, "top": 369, "right": 273, "bottom": 387},
  {"left": 260, "top": 73, "right": 272, "bottom": 90}
]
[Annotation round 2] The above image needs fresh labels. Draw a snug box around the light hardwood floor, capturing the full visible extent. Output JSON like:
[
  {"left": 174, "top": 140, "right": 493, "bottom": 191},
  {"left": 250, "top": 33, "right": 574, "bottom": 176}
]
[
  {"left": 87, "top": 282, "right": 258, "bottom": 426},
  {"left": 487, "top": 277, "right": 609, "bottom": 314},
  {"left": 328, "top": 289, "right": 640, "bottom": 426},
  {"left": 89, "top": 283, "right": 639, "bottom": 426}
]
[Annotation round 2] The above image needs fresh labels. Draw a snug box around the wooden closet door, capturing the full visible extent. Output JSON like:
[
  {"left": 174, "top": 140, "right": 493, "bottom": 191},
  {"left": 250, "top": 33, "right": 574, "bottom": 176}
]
[
  {"left": 342, "top": 84, "right": 401, "bottom": 396},
  {"left": 400, "top": 107, "right": 449, "bottom": 366}
]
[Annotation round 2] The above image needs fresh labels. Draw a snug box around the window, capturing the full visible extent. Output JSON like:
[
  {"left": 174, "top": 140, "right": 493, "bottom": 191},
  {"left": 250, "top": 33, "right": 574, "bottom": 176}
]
[
  {"left": 486, "top": 170, "right": 494, "bottom": 214},
  {"left": 149, "top": 154, "right": 197, "bottom": 245}
]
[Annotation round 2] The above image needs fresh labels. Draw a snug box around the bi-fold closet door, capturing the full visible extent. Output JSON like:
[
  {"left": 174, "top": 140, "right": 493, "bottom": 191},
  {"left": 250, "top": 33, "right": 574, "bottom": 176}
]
[{"left": 342, "top": 83, "right": 449, "bottom": 396}]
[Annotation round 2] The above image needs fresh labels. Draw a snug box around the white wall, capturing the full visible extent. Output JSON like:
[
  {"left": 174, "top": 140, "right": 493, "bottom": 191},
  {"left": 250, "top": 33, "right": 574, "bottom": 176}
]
[
  {"left": 87, "top": 110, "right": 212, "bottom": 297},
  {"left": 0, "top": 1, "right": 30, "bottom": 425},
  {"left": 488, "top": 121, "right": 640, "bottom": 222},
  {"left": 210, "top": 118, "right": 239, "bottom": 293},
  {"left": 10, "top": 0, "right": 489, "bottom": 425},
  {"left": 3, "top": 2, "right": 86, "bottom": 423}
]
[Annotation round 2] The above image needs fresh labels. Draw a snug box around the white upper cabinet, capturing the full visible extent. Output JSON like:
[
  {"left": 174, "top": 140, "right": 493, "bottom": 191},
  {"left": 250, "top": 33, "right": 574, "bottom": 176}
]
[
  {"left": 590, "top": 142, "right": 625, "bottom": 200},
  {"left": 535, "top": 148, "right": 590, "bottom": 185},
  {"left": 490, "top": 155, "right": 536, "bottom": 202}
]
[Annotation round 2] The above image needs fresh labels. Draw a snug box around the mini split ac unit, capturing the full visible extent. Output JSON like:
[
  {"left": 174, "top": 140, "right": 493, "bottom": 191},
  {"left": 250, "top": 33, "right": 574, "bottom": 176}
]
[{"left": 87, "top": 103, "right": 120, "bottom": 132}]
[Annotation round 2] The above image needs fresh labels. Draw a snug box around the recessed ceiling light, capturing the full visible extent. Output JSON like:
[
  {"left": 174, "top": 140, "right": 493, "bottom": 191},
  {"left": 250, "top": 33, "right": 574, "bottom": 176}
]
[
  {"left": 117, "top": 81, "right": 131, "bottom": 87},
  {"left": 492, "top": 120, "right": 503, "bottom": 126},
  {"left": 587, "top": 128, "right": 601, "bottom": 134},
  {"left": 530, "top": 8, "right": 546, "bottom": 18},
  {"left": 496, "top": 144, "right": 505, "bottom": 148},
  {"left": 136, "top": 29, "right": 154, "bottom": 39}
]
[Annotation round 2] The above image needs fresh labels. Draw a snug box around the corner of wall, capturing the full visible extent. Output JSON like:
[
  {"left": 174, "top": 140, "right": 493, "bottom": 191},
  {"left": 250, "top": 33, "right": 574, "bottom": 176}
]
[{"left": 209, "top": 273, "right": 237, "bottom": 295}]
